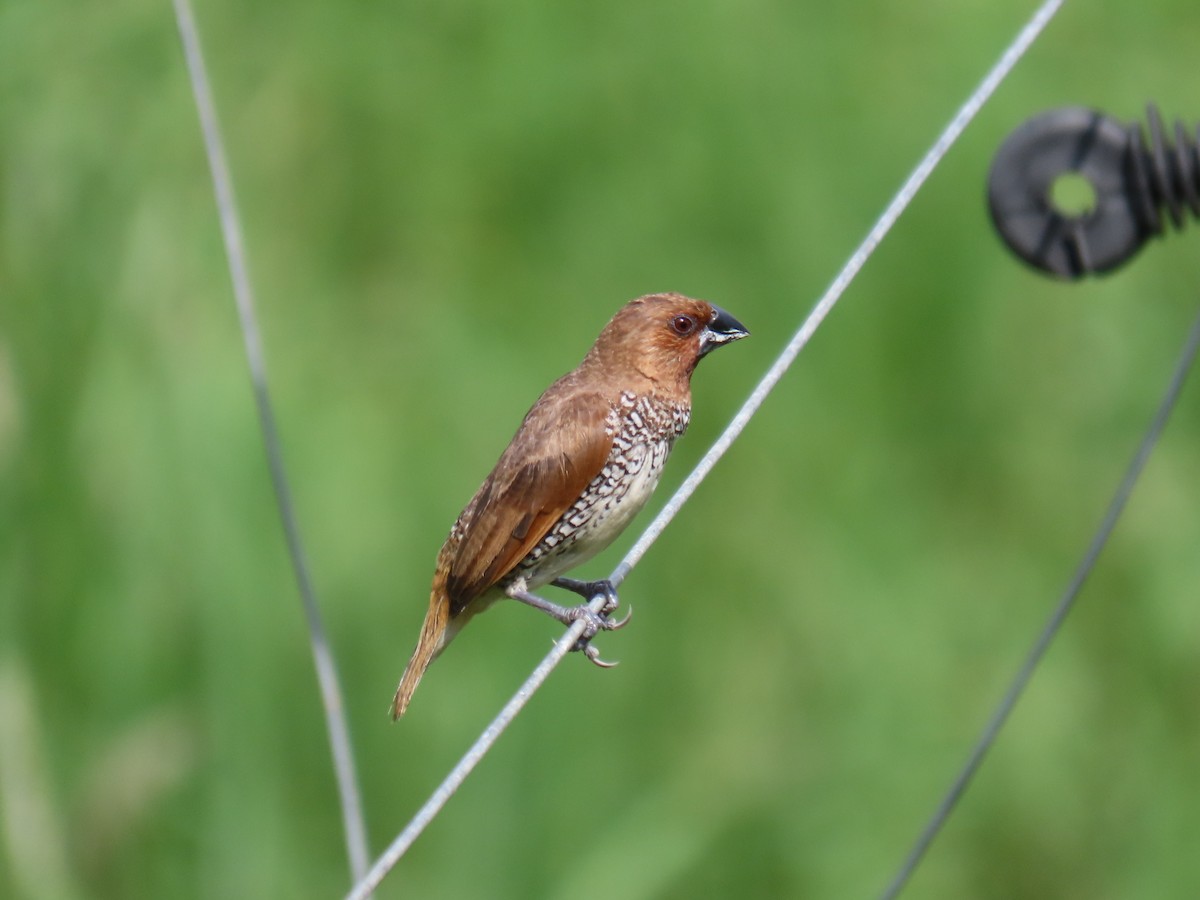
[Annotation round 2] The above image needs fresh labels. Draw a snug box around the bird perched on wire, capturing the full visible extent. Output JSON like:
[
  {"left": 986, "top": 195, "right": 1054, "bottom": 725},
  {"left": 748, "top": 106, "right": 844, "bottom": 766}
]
[{"left": 392, "top": 292, "right": 749, "bottom": 718}]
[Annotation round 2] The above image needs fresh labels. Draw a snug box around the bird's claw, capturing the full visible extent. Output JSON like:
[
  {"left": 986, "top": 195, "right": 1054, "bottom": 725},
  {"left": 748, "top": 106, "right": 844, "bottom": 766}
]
[
  {"left": 606, "top": 604, "right": 633, "bottom": 630},
  {"left": 563, "top": 602, "right": 627, "bottom": 668},
  {"left": 580, "top": 642, "right": 619, "bottom": 668},
  {"left": 546, "top": 578, "right": 629, "bottom": 668}
]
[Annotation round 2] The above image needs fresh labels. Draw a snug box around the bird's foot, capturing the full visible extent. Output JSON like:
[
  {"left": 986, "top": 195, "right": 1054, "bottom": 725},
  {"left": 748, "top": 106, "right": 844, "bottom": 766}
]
[
  {"left": 507, "top": 579, "right": 631, "bottom": 668},
  {"left": 551, "top": 579, "right": 631, "bottom": 668},
  {"left": 551, "top": 577, "right": 631, "bottom": 624},
  {"left": 556, "top": 603, "right": 628, "bottom": 668}
]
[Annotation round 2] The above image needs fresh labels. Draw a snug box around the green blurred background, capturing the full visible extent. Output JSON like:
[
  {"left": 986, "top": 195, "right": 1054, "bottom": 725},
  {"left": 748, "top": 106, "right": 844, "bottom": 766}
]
[{"left": 3, "top": 0, "right": 1200, "bottom": 897}]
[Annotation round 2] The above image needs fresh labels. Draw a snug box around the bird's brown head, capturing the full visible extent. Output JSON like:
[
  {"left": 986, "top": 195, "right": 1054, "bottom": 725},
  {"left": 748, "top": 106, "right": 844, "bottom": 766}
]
[{"left": 584, "top": 293, "right": 749, "bottom": 392}]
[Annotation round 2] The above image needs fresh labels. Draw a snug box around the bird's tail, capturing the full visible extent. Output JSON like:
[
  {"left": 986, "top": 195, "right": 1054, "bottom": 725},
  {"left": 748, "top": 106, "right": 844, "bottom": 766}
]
[{"left": 391, "top": 584, "right": 455, "bottom": 719}]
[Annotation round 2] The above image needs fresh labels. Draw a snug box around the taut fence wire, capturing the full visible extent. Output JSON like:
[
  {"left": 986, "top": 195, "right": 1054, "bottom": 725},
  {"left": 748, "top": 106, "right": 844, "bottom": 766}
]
[
  {"left": 171, "top": 0, "right": 371, "bottom": 883},
  {"left": 611, "top": 0, "right": 1065, "bottom": 586},
  {"left": 345, "top": 600, "right": 605, "bottom": 900},
  {"left": 345, "top": 1, "right": 1066, "bottom": 897},
  {"left": 878, "top": 301, "right": 1200, "bottom": 899}
]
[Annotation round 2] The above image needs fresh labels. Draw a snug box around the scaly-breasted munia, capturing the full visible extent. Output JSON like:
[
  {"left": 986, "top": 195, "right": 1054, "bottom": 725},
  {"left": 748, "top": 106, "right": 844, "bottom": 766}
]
[{"left": 392, "top": 292, "right": 748, "bottom": 717}]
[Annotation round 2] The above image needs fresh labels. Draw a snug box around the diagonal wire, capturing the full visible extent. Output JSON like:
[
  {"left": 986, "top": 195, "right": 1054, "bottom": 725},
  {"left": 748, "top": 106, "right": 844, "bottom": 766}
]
[
  {"left": 878, "top": 301, "right": 1200, "bottom": 900},
  {"left": 345, "top": 599, "right": 605, "bottom": 900},
  {"left": 611, "top": 0, "right": 1065, "bottom": 588},
  {"left": 170, "top": 0, "right": 370, "bottom": 883},
  {"left": 344, "top": 3, "right": 1066, "bottom": 897}
]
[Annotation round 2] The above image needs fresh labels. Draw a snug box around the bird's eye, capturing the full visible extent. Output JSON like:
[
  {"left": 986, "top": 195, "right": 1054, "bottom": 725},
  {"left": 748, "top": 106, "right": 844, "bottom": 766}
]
[{"left": 670, "top": 314, "right": 698, "bottom": 336}]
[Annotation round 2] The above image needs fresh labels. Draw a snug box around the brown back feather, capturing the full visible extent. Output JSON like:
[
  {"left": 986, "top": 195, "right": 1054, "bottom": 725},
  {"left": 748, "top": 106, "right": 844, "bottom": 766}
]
[{"left": 444, "top": 386, "right": 614, "bottom": 616}]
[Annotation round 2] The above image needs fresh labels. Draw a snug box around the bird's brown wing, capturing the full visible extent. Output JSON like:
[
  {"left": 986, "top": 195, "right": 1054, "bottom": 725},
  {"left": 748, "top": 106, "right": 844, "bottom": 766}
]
[{"left": 443, "top": 390, "right": 613, "bottom": 616}]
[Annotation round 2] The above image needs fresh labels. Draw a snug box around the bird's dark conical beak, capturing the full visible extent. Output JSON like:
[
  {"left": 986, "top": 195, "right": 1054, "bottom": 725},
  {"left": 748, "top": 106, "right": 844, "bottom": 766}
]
[{"left": 699, "top": 305, "right": 750, "bottom": 357}]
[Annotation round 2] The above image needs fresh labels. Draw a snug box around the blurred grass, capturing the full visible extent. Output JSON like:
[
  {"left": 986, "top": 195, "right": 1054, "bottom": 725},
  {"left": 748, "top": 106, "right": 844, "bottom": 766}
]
[{"left": 3, "top": 0, "right": 1200, "bottom": 897}]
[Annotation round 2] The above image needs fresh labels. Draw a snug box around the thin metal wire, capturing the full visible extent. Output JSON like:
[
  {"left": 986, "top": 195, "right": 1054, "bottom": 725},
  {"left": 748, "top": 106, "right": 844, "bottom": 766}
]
[
  {"left": 878, "top": 302, "right": 1200, "bottom": 900},
  {"left": 344, "top": 3, "right": 1066, "bottom": 896},
  {"left": 170, "top": 0, "right": 370, "bottom": 883},
  {"left": 344, "top": 600, "right": 604, "bottom": 900},
  {"left": 612, "top": 0, "right": 1066, "bottom": 588}
]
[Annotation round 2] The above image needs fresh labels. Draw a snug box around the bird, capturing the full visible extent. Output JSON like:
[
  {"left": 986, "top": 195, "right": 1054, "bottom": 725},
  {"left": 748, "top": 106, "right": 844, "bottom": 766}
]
[{"left": 391, "top": 292, "right": 748, "bottom": 718}]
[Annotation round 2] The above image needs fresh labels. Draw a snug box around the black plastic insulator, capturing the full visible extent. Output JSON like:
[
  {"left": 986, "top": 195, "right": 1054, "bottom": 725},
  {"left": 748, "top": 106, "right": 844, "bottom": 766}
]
[{"left": 987, "top": 104, "right": 1200, "bottom": 279}]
